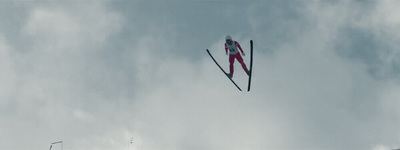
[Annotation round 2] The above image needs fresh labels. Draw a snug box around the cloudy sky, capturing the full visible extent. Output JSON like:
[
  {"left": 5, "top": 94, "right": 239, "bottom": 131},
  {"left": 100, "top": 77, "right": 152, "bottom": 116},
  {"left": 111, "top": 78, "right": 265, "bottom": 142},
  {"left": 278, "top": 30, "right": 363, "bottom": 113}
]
[{"left": 1, "top": 0, "right": 400, "bottom": 150}]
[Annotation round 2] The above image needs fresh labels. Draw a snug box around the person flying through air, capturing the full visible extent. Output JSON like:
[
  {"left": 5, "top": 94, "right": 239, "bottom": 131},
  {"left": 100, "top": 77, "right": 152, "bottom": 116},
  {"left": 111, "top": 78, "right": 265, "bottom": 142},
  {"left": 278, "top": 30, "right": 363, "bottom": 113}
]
[{"left": 224, "top": 35, "right": 249, "bottom": 78}]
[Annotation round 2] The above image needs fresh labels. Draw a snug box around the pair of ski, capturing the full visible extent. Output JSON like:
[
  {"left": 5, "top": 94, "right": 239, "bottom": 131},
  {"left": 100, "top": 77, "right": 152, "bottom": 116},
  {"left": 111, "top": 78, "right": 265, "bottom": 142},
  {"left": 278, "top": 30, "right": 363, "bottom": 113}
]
[{"left": 206, "top": 40, "right": 253, "bottom": 92}]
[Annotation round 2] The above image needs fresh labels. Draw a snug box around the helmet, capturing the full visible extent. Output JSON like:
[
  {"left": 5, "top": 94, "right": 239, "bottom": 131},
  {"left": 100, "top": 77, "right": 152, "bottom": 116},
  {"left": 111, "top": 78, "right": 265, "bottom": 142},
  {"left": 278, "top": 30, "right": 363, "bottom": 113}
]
[
  {"left": 225, "top": 35, "right": 233, "bottom": 44},
  {"left": 225, "top": 35, "right": 232, "bottom": 41}
]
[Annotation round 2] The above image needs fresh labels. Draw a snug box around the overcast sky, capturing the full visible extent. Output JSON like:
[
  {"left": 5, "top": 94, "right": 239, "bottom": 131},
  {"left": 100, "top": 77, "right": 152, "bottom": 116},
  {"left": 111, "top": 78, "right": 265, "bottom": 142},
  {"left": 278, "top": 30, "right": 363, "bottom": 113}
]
[{"left": 1, "top": 0, "right": 400, "bottom": 150}]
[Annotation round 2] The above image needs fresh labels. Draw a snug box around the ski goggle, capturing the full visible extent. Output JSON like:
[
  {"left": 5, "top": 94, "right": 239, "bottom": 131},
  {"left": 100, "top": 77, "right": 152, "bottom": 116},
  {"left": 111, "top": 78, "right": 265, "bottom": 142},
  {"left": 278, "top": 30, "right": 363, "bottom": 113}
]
[{"left": 226, "top": 39, "right": 232, "bottom": 43}]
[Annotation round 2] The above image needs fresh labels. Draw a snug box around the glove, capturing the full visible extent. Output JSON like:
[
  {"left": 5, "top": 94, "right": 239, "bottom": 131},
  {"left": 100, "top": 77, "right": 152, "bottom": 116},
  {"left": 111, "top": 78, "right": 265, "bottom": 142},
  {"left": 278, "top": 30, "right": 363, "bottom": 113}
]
[{"left": 242, "top": 52, "right": 245, "bottom": 56}]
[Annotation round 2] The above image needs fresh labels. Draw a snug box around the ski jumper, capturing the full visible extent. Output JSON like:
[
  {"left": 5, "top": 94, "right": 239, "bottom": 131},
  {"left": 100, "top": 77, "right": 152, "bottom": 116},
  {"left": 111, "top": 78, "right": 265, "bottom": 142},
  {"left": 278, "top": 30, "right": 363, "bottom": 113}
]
[{"left": 225, "top": 41, "right": 249, "bottom": 76}]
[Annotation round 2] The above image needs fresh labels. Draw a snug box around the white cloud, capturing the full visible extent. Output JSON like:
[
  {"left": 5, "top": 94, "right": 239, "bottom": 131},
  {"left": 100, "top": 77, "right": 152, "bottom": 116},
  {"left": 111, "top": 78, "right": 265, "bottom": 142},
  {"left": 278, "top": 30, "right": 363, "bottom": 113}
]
[
  {"left": 372, "top": 145, "right": 393, "bottom": 150},
  {"left": 21, "top": 2, "right": 123, "bottom": 52},
  {"left": 1, "top": 1, "right": 127, "bottom": 150}
]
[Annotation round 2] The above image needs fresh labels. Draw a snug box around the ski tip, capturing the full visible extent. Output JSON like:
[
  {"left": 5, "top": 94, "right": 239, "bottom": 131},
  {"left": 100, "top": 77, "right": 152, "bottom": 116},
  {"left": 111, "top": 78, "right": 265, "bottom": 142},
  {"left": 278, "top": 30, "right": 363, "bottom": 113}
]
[{"left": 250, "top": 40, "right": 253, "bottom": 43}]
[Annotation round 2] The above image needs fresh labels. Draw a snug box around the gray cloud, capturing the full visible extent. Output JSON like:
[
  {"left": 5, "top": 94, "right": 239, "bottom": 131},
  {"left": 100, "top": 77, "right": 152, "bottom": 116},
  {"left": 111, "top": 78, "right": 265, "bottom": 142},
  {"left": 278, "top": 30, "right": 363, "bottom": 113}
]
[
  {"left": 1, "top": 1, "right": 400, "bottom": 150},
  {"left": 331, "top": 1, "right": 400, "bottom": 80}
]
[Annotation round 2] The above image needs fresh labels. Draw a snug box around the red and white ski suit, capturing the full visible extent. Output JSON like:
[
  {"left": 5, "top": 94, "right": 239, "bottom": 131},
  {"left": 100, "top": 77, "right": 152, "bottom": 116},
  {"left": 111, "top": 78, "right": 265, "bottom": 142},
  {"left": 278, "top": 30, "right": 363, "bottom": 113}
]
[{"left": 225, "top": 41, "right": 249, "bottom": 76}]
